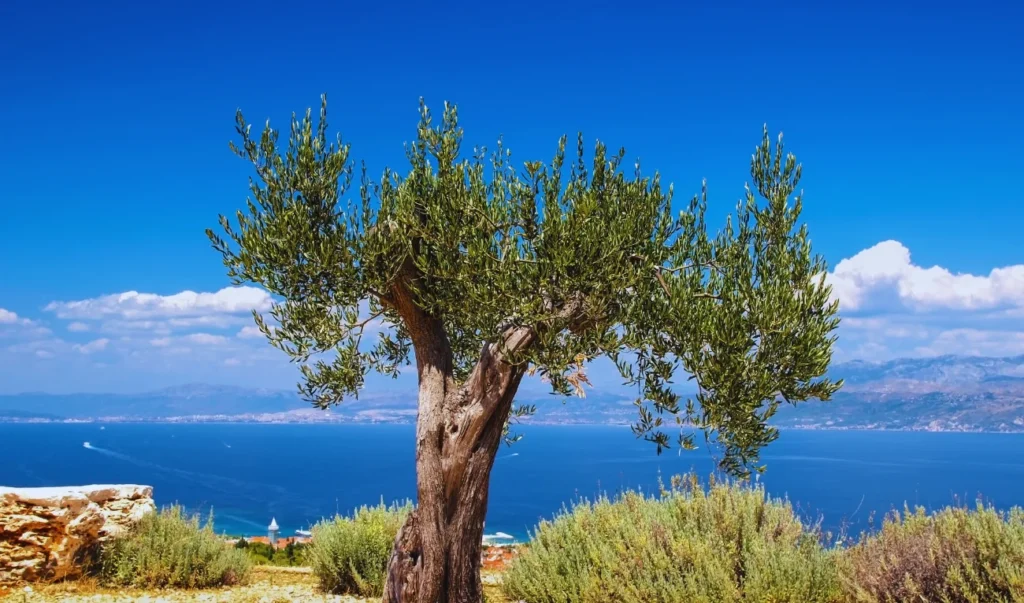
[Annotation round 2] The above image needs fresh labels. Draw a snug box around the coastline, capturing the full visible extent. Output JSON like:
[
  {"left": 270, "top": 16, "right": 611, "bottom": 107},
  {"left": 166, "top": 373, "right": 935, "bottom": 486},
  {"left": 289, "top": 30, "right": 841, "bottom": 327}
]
[{"left": 2, "top": 417, "right": 1023, "bottom": 434}]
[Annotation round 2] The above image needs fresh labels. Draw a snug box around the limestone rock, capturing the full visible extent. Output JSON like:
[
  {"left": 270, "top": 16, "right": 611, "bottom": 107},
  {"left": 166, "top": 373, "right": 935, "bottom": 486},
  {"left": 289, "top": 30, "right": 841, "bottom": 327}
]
[{"left": 0, "top": 485, "right": 154, "bottom": 585}]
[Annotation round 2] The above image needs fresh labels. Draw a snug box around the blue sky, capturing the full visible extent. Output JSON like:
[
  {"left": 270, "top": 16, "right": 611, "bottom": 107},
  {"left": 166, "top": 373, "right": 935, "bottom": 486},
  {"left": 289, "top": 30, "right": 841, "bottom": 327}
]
[{"left": 1, "top": 0, "right": 1022, "bottom": 394}]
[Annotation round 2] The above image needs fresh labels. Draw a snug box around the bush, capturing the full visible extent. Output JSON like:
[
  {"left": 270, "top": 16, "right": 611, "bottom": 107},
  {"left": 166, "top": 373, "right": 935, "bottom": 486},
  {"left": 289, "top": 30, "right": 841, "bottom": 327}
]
[
  {"left": 840, "top": 503, "right": 1024, "bottom": 602},
  {"left": 306, "top": 499, "right": 413, "bottom": 597},
  {"left": 235, "top": 538, "right": 307, "bottom": 566},
  {"left": 502, "top": 474, "right": 841, "bottom": 603},
  {"left": 100, "top": 505, "right": 251, "bottom": 588},
  {"left": 236, "top": 538, "right": 274, "bottom": 565},
  {"left": 280, "top": 540, "right": 308, "bottom": 566}
]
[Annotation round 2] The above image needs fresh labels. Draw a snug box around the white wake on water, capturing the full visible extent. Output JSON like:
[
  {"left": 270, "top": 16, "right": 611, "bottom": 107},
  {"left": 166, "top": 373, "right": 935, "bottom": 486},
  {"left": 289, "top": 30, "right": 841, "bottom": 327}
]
[{"left": 80, "top": 440, "right": 288, "bottom": 503}]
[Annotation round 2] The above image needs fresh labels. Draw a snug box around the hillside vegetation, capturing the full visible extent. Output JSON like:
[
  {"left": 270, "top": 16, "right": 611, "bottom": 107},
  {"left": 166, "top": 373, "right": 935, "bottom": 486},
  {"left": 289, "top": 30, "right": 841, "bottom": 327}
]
[
  {"left": 503, "top": 474, "right": 1024, "bottom": 603},
  {"left": 9, "top": 476, "right": 1024, "bottom": 602}
]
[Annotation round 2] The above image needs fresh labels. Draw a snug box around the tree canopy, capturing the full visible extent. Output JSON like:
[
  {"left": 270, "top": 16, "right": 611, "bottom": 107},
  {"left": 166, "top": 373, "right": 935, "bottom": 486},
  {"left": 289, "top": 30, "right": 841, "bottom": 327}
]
[{"left": 209, "top": 96, "right": 841, "bottom": 476}]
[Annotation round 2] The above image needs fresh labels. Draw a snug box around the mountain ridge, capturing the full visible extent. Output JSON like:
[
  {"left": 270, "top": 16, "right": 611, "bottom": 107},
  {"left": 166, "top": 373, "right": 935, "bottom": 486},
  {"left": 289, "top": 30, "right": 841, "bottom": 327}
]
[{"left": 1, "top": 355, "right": 1022, "bottom": 431}]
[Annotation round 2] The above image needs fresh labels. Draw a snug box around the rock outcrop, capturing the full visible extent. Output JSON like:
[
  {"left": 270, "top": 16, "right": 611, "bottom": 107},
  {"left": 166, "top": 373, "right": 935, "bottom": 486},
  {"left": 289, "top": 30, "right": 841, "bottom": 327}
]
[{"left": 0, "top": 485, "right": 154, "bottom": 584}]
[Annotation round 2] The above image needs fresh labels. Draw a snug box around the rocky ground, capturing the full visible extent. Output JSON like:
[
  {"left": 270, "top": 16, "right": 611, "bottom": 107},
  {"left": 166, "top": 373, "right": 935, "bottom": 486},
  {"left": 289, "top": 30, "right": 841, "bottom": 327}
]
[
  {"left": 0, "top": 559, "right": 514, "bottom": 603},
  {"left": 0, "top": 567, "right": 347, "bottom": 602},
  {"left": 0, "top": 485, "right": 156, "bottom": 584}
]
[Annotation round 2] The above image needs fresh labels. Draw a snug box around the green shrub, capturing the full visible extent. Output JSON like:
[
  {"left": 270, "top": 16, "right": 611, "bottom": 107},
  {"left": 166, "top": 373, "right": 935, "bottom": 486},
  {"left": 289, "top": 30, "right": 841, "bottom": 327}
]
[
  {"left": 280, "top": 540, "right": 308, "bottom": 566},
  {"left": 840, "top": 503, "right": 1024, "bottom": 602},
  {"left": 100, "top": 505, "right": 251, "bottom": 588},
  {"left": 502, "top": 474, "right": 842, "bottom": 603},
  {"left": 306, "top": 499, "right": 413, "bottom": 597},
  {"left": 234, "top": 538, "right": 307, "bottom": 566},
  {"left": 237, "top": 539, "right": 274, "bottom": 565}
]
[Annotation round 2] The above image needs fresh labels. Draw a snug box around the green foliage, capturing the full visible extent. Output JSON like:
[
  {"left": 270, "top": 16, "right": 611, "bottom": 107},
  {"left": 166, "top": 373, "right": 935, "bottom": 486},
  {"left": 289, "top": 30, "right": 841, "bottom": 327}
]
[
  {"left": 505, "top": 477, "right": 1024, "bottom": 603},
  {"left": 236, "top": 538, "right": 270, "bottom": 564},
  {"left": 209, "top": 96, "right": 841, "bottom": 475},
  {"left": 270, "top": 548, "right": 291, "bottom": 566},
  {"left": 502, "top": 473, "right": 842, "bottom": 603},
  {"left": 282, "top": 540, "right": 308, "bottom": 566},
  {"left": 306, "top": 500, "right": 413, "bottom": 596},
  {"left": 841, "top": 504, "right": 1024, "bottom": 602},
  {"left": 234, "top": 538, "right": 307, "bottom": 566},
  {"left": 99, "top": 505, "right": 251, "bottom": 589}
]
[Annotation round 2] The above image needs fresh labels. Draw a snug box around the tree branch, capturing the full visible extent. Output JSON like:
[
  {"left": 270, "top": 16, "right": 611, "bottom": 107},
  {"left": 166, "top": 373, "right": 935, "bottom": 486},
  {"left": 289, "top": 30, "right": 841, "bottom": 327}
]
[
  {"left": 655, "top": 270, "right": 672, "bottom": 297},
  {"left": 628, "top": 254, "right": 724, "bottom": 274},
  {"left": 627, "top": 254, "right": 725, "bottom": 301},
  {"left": 366, "top": 286, "right": 392, "bottom": 304}
]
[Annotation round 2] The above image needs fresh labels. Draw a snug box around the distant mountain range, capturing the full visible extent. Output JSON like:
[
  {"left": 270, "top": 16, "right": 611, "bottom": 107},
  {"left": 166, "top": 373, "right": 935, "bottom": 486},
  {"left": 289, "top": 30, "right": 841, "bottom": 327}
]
[
  {"left": 828, "top": 355, "right": 1024, "bottom": 393},
  {"left": 0, "top": 384, "right": 309, "bottom": 419},
  {"left": 1, "top": 355, "right": 1023, "bottom": 432},
  {"left": 773, "top": 354, "right": 1024, "bottom": 432}
]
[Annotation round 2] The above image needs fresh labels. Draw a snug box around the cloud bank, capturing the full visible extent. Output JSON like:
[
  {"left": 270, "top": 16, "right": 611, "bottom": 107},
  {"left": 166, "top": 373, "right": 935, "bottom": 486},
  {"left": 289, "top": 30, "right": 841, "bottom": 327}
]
[
  {"left": 2, "top": 241, "right": 1023, "bottom": 393},
  {"left": 824, "top": 240, "right": 1024, "bottom": 361},
  {"left": 827, "top": 240, "right": 1024, "bottom": 312},
  {"left": 44, "top": 286, "right": 273, "bottom": 320}
]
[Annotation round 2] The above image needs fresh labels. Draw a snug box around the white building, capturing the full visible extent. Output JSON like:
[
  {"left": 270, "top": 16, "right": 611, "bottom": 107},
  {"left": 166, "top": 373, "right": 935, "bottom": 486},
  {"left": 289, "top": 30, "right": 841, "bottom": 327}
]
[{"left": 268, "top": 517, "right": 279, "bottom": 547}]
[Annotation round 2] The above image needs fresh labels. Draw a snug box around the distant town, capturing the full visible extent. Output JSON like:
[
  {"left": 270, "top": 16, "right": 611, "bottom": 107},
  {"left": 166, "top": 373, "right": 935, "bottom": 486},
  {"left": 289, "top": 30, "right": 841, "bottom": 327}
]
[{"left": 2, "top": 355, "right": 1024, "bottom": 433}]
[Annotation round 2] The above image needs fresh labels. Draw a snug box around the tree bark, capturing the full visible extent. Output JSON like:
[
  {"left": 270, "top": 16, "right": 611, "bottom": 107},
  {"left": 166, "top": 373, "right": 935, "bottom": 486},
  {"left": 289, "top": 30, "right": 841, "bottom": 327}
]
[
  {"left": 377, "top": 255, "right": 567, "bottom": 602},
  {"left": 383, "top": 325, "right": 533, "bottom": 603}
]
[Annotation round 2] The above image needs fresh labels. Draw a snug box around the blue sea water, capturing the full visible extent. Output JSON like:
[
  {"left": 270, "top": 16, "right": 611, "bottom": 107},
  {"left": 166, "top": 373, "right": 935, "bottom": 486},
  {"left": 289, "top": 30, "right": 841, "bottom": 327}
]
[{"left": 2, "top": 424, "right": 1024, "bottom": 541}]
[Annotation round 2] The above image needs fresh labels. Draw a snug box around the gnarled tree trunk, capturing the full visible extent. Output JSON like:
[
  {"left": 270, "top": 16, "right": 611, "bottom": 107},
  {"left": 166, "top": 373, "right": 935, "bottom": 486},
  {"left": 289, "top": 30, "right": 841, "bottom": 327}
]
[{"left": 383, "top": 324, "right": 533, "bottom": 603}]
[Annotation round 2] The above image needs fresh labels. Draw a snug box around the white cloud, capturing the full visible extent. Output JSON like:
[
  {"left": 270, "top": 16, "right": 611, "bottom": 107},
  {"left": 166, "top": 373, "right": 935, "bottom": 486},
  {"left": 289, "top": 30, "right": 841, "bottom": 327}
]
[
  {"left": 6, "top": 240, "right": 1020, "bottom": 383},
  {"left": 237, "top": 325, "right": 264, "bottom": 339},
  {"left": 167, "top": 315, "right": 245, "bottom": 329},
  {"left": 914, "top": 329, "right": 1024, "bottom": 358},
  {"left": 840, "top": 316, "right": 929, "bottom": 339},
  {"left": 850, "top": 341, "right": 890, "bottom": 359},
  {"left": 74, "top": 338, "right": 110, "bottom": 354},
  {"left": 827, "top": 240, "right": 1024, "bottom": 311},
  {"left": 45, "top": 286, "right": 273, "bottom": 320},
  {"left": 5, "top": 338, "right": 66, "bottom": 355},
  {"left": 840, "top": 317, "right": 886, "bottom": 329},
  {"left": 185, "top": 333, "right": 228, "bottom": 345},
  {"left": 86, "top": 316, "right": 252, "bottom": 337},
  {"left": 0, "top": 309, "right": 51, "bottom": 341},
  {"left": 0, "top": 308, "right": 41, "bottom": 328},
  {"left": 97, "top": 320, "right": 173, "bottom": 335},
  {"left": 823, "top": 241, "right": 1024, "bottom": 361}
]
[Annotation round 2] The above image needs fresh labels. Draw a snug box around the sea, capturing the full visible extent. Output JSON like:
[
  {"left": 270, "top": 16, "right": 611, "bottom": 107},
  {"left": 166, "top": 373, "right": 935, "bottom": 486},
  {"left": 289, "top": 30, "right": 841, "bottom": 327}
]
[{"left": 2, "top": 424, "right": 1024, "bottom": 542}]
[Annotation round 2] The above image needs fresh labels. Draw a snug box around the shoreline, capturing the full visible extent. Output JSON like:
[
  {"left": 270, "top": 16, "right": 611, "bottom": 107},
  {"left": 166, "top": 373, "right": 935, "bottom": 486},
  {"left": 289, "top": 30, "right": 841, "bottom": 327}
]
[{"left": 2, "top": 419, "right": 1023, "bottom": 435}]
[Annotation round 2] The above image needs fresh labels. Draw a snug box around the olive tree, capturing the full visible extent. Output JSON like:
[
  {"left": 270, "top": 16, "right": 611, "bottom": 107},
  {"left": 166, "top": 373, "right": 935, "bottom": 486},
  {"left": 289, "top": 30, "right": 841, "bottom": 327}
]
[{"left": 208, "top": 96, "right": 841, "bottom": 603}]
